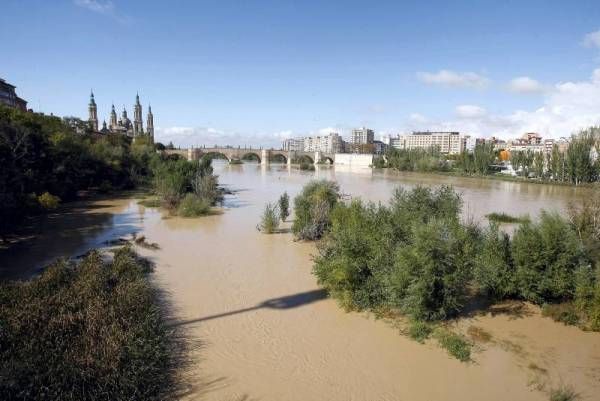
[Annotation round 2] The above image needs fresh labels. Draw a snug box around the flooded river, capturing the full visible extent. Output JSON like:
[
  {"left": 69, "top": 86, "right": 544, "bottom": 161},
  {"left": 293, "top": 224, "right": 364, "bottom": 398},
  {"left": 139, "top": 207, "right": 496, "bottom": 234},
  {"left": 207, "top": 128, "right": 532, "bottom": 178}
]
[{"left": 2, "top": 163, "right": 600, "bottom": 401}]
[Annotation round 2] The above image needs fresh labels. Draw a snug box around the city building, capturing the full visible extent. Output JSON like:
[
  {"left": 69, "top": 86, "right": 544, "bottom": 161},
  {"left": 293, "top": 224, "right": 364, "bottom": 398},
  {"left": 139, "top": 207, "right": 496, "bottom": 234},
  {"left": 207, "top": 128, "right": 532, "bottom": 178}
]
[
  {"left": 304, "top": 132, "right": 344, "bottom": 153},
  {"left": 0, "top": 78, "right": 28, "bottom": 111},
  {"left": 373, "top": 140, "right": 387, "bottom": 155},
  {"left": 282, "top": 138, "right": 304, "bottom": 151},
  {"left": 402, "top": 131, "right": 463, "bottom": 154},
  {"left": 351, "top": 127, "right": 374, "bottom": 145},
  {"left": 88, "top": 91, "right": 154, "bottom": 141}
]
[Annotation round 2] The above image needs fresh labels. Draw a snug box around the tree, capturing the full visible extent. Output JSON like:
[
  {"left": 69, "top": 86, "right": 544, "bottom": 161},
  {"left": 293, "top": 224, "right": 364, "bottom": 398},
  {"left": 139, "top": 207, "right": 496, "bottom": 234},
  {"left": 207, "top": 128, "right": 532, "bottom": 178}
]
[{"left": 278, "top": 192, "right": 290, "bottom": 222}]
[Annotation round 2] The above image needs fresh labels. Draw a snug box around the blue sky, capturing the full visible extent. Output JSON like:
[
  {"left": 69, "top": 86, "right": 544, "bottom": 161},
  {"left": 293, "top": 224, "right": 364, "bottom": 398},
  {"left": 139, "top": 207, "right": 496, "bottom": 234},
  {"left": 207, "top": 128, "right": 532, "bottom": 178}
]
[{"left": 2, "top": 0, "right": 600, "bottom": 146}]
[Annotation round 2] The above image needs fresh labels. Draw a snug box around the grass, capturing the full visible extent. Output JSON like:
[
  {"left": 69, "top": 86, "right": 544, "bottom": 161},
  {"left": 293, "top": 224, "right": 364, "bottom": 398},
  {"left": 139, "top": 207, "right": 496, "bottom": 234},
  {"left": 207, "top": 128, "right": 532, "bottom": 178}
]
[
  {"left": 549, "top": 385, "right": 580, "bottom": 401},
  {"left": 0, "top": 246, "right": 189, "bottom": 400},
  {"left": 257, "top": 203, "right": 279, "bottom": 234},
  {"left": 177, "top": 193, "right": 211, "bottom": 217},
  {"left": 407, "top": 320, "right": 433, "bottom": 343},
  {"left": 485, "top": 212, "right": 529, "bottom": 224},
  {"left": 433, "top": 328, "right": 472, "bottom": 362},
  {"left": 542, "top": 303, "right": 580, "bottom": 326}
]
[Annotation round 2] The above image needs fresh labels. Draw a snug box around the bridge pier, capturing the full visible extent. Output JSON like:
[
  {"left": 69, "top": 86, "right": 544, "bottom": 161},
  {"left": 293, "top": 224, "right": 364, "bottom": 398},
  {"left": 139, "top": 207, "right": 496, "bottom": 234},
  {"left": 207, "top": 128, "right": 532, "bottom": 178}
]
[
  {"left": 314, "top": 151, "right": 321, "bottom": 165},
  {"left": 287, "top": 151, "right": 295, "bottom": 166},
  {"left": 261, "top": 149, "right": 270, "bottom": 165}
]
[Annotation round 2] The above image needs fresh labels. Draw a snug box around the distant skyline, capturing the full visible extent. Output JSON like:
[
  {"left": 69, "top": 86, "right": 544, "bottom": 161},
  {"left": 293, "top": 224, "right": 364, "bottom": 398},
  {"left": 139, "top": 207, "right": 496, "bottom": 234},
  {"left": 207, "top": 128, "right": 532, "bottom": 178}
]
[{"left": 2, "top": 0, "right": 600, "bottom": 147}]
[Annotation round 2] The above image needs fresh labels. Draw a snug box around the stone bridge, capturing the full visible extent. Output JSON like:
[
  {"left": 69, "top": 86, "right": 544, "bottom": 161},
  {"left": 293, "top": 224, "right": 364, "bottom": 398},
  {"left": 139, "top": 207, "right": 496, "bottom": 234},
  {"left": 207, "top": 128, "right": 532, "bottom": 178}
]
[{"left": 164, "top": 147, "right": 335, "bottom": 165}]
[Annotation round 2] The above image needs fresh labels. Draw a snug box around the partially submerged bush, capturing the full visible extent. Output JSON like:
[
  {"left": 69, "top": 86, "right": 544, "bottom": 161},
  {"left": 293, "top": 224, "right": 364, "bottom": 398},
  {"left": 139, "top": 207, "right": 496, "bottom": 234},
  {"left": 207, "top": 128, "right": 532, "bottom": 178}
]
[
  {"left": 177, "top": 193, "right": 211, "bottom": 217},
  {"left": 408, "top": 320, "right": 433, "bottom": 343},
  {"left": 0, "top": 247, "right": 188, "bottom": 400},
  {"left": 434, "top": 328, "right": 471, "bottom": 362},
  {"left": 37, "top": 192, "right": 60, "bottom": 210},
  {"left": 278, "top": 192, "right": 290, "bottom": 222},
  {"left": 292, "top": 180, "right": 339, "bottom": 240},
  {"left": 258, "top": 203, "right": 279, "bottom": 234}
]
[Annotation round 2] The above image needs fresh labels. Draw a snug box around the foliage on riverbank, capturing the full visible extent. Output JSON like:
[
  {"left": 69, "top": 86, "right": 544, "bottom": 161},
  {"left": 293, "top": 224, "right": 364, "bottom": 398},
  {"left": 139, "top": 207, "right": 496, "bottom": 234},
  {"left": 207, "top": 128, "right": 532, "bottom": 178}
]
[
  {"left": 151, "top": 155, "right": 221, "bottom": 217},
  {"left": 292, "top": 180, "right": 340, "bottom": 240},
  {"left": 382, "top": 127, "right": 600, "bottom": 186},
  {"left": 0, "top": 246, "right": 189, "bottom": 400},
  {"left": 0, "top": 105, "right": 156, "bottom": 238},
  {"left": 303, "top": 182, "right": 600, "bottom": 359},
  {"left": 485, "top": 212, "right": 530, "bottom": 224}
]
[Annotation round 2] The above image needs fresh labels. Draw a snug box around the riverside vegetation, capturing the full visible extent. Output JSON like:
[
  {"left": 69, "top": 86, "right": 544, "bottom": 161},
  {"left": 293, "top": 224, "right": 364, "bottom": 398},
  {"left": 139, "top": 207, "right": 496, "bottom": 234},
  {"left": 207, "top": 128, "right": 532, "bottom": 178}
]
[
  {"left": 380, "top": 127, "right": 600, "bottom": 186},
  {"left": 0, "top": 246, "right": 189, "bottom": 400},
  {"left": 0, "top": 104, "right": 221, "bottom": 241},
  {"left": 285, "top": 180, "right": 600, "bottom": 364}
]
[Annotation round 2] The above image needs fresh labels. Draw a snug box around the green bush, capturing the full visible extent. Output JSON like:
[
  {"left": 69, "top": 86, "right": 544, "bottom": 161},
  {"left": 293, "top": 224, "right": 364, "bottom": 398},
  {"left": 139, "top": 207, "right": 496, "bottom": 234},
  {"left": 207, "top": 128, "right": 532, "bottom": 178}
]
[
  {"left": 258, "top": 203, "right": 279, "bottom": 234},
  {"left": 549, "top": 385, "right": 580, "bottom": 401},
  {"left": 278, "top": 192, "right": 290, "bottom": 222},
  {"left": 36, "top": 192, "right": 60, "bottom": 210},
  {"left": 485, "top": 212, "right": 529, "bottom": 224},
  {"left": 390, "top": 218, "right": 477, "bottom": 320},
  {"left": 434, "top": 328, "right": 471, "bottom": 362},
  {"left": 408, "top": 320, "right": 433, "bottom": 343},
  {"left": 292, "top": 180, "right": 339, "bottom": 240},
  {"left": 542, "top": 303, "right": 580, "bottom": 326},
  {"left": 512, "top": 212, "right": 586, "bottom": 304},
  {"left": 0, "top": 247, "right": 187, "bottom": 400},
  {"left": 474, "top": 223, "right": 517, "bottom": 299},
  {"left": 314, "top": 185, "right": 477, "bottom": 320},
  {"left": 177, "top": 193, "right": 211, "bottom": 217}
]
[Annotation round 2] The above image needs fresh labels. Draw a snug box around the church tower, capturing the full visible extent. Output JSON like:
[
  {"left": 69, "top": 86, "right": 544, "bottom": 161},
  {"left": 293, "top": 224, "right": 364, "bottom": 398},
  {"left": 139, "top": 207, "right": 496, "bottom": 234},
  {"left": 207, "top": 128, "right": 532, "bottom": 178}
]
[
  {"left": 88, "top": 91, "right": 98, "bottom": 131},
  {"left": 109, "top": 104, "right": 117, "bottom": 131},
  {"left": 133, "top": 93, "right": 143, "bottom": 136},
  {"left": 146, "top": 105, "right": 154, "bottom": 141}
]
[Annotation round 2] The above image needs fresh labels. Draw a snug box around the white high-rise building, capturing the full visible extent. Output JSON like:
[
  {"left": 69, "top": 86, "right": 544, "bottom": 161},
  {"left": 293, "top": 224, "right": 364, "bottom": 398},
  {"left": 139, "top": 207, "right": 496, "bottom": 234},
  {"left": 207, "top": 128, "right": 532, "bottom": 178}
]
[
  {"left": 388, "top": 131, "right": 465, "bottom": 154},
  {"left": 304, "top": 132, "right": 344, "bottom": 153},
  {"left": 351, "top": 127, "right": 374, "bottom": 145}
]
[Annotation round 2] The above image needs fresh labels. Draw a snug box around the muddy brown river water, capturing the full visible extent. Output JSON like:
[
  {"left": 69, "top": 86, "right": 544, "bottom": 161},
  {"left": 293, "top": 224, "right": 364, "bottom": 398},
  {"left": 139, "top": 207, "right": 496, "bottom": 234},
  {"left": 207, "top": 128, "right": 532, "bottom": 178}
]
[{"left": 2, "top": 163, "right": 600, "bottom": 401}]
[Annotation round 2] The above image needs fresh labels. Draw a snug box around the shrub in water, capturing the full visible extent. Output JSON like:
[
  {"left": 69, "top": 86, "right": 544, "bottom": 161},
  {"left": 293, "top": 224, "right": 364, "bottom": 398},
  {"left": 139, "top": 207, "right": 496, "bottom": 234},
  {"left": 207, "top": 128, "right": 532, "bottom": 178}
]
[
  {"left": 258, "top": 203, "right": 279, "bottom": 234},
  {"left": 177, "top": 193, "right": 211, "bottom": 217},
  {"left": 292, "top": 180, "right": 339, "bottom": 240},
  {"left": 434, "top": 328, "right": 471, "bottom": 362},
  {"left": 278, "top": 192, "right": 290, "bottom": 222},
  {"left": 37, "top": 192, "right": 60, "bottom": 210}
]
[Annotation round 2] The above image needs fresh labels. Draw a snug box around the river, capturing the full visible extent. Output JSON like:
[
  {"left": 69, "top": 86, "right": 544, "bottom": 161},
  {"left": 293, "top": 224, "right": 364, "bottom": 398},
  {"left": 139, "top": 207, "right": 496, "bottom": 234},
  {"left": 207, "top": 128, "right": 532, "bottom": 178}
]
[{"left": 1, "top": 162, "right": 599, "bottom": 401}]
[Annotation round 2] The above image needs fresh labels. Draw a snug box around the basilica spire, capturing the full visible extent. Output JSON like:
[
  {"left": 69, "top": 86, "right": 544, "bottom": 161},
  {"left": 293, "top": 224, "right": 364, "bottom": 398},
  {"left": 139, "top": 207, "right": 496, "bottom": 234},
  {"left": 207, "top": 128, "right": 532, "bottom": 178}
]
[
  {"left": 133, "top": 92, "right": 143, "bottom": 136},
  {"left": 88, "top": 90, "right": 98, "bottom": 131},
  {"left": 146, "top": 104, "right": 154, "bottom": 141}
]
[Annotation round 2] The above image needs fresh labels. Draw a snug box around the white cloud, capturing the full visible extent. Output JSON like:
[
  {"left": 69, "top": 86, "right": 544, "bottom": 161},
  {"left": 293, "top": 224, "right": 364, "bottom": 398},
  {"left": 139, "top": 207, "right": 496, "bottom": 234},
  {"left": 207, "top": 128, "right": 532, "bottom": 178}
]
[
  {"left": 583, "top": 29, "right": 600, "bottom": 49},
  {"left": 508, "top": 76, "right": 545, "bottom": 94},
  {"left": 417, "top": 69, "right": 490, "bottom": 89},
  {"left": 74, "top": 0, "right": 114, "bottom": 14},
  {"left": 409, "top": 113, "right": 427, "bottom": 123},
  {"left": 455, "top": 105, "right": 487, "bottom": 119},
  {"left": 73, "top": 0, "right": 131, "bottom": 24},
  {"left": 410, "top": 68, "right": 600, "bottom": 139}
]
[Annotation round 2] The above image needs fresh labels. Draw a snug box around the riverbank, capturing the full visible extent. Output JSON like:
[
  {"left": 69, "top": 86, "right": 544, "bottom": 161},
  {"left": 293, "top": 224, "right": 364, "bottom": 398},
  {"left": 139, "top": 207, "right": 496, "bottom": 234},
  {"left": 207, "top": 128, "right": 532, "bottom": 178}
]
[
  {"left": 375, "top": 166, "right": 600, "bottom": 189},
  {"left": 0, "top": 246, "right": 190, "bottom": 400},
  {"left": 2, "top": 163, "right": 599, "bottom": 400}
]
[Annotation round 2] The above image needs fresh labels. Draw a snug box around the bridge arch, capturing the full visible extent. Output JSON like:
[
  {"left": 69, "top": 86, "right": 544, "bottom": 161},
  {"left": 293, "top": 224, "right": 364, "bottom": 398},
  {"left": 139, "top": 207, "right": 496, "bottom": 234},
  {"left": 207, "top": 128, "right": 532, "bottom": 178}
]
[
  {"left": 320, "top": 156, "right": 334, "bottom": 165},
  {"left": 241, "top": 152, "right": 262, "bottom": 163},
  {"left": 296, "top": 154, "right": 314, "bottom": 164},
  {"left": 270, "top": 153, "right": 287, "bottom": 164},
  {"left": 202, "top": 151, "right": 230, "bottom": 162}
]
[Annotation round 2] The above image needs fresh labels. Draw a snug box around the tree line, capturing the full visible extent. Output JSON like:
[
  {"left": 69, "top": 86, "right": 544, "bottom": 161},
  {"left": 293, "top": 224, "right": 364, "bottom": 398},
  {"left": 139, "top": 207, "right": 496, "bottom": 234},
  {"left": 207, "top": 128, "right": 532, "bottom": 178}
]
[{"left": 380, "top": 127, "right": 600, "bottom": 185}]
